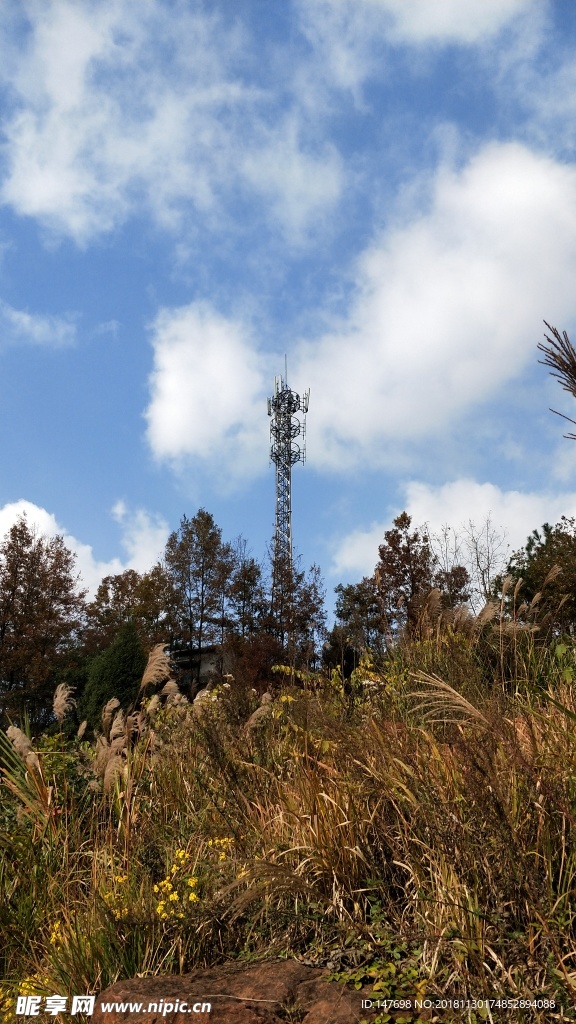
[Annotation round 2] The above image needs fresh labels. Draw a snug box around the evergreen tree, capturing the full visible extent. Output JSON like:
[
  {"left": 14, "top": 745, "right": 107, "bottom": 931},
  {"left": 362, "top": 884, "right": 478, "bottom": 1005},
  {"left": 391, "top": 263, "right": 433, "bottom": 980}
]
[
  {"left": 497, "top": 517, "right": 576, "bottom": 632},
  {"left": 333, "top": 575, "right": 384, "bottom": 657},
  {"left": 80, "top": 620, "right": 147, "bottom": 730}
]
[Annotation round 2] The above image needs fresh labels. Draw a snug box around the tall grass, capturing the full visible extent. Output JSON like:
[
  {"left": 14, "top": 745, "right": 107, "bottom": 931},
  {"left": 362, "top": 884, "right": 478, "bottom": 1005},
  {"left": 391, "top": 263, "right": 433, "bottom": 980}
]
[{"left": 1, "top": 618, "right": 576, "bottom": 1022}]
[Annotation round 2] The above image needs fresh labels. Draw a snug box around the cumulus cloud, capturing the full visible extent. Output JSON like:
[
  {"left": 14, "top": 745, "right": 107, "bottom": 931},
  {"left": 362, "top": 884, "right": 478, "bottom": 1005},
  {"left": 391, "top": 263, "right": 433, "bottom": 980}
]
[
  {"left": 143, "top": 143, "right": 576, "bottom": 484},
  {"left": 294, "top": 142, "right": 576, "bottom": 469},
  {"left": 145, "top": 302, "right": 271, "bottom": 480},
  {"left": 0, "top": 498, "right": 168, "bottom": 596},
  {"left": 331, "top": 478, "right": 576, "bottom": 581},
  {"left": 0, "top": 299, "right": 77, "bottom": 347},
  {"left": 111, "top": 501, "right": 170, "bottom": 573},
  {"left": 0, "top": 0, "right": 341, "bottom": 243}
]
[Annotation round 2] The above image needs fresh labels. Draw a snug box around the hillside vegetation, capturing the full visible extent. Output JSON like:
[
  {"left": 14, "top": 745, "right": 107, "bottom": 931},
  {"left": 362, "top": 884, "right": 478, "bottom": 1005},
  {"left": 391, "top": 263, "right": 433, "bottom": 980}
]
[{"left": 2, "top": 600, "right": 576, "bottom": 1024}]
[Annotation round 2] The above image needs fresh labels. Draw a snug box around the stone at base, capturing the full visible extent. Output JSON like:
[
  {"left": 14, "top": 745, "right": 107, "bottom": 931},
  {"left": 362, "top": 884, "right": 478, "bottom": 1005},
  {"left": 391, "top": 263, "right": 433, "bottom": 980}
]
[{"left": 92, "top": 960, "right": 373, "bottom": 1024}]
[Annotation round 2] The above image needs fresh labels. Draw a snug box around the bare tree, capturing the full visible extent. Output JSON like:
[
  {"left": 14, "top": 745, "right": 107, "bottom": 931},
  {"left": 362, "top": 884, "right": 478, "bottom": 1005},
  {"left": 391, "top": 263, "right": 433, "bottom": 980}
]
[
  {"left": 429, "top": 516, "right": 509, "bottom": 613},
  {"left": 462, "top": 517, "right": 509, "bottom": 610}
]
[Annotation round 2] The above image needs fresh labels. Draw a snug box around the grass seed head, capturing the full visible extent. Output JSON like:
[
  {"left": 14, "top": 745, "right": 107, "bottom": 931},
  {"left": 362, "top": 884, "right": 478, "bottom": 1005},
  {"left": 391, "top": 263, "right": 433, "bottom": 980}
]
[
  {"left": 53, "top": 683, "right": 76, "bottom": 724},
  {"left": 109, "top": 710, "right": 125, "bottom": 743},
  {"left": 103, "top": 754, "right": 125, "bottom": 794},
  {"left": 102, "top": 698, "right": 121, "bottom": 737},
  {"left": 141, "top": 644, "right": 174, "bottom": 691},
  {"left": 6, "top": 725, "right": 33, "bottom": 759}
]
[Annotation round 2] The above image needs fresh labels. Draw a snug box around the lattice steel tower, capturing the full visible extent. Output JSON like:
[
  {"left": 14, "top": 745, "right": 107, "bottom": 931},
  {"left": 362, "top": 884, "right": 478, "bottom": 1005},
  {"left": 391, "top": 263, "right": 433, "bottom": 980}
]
[{"left": 267, "top": 360, "right": 309, "bottom": 567}]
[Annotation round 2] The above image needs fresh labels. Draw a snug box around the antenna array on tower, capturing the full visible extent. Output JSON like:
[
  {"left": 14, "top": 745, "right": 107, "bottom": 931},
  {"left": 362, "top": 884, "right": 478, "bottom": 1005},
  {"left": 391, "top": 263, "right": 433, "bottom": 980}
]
[{"left": 267, "top": 364, "right": 309, "bottom": 567}]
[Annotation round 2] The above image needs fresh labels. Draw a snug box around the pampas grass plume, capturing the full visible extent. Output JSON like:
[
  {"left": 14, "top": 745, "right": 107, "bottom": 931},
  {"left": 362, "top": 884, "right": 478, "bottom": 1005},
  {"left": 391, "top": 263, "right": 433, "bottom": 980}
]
[
  {"left": 109, "top": 710, "right": 125, "bottom": 743},
  {"left": 141, "top": 644, "right": 173, "bottom": 690},
  {"left": 25, "top": 750, "right": 41, "bottom": 771},
  {"left": 103, "top": 754, "right": 125, "bottom": 794},
  {"left": 7, "top": 725, "right": 34, "bottom": 759},
  {"left": 53, "top": 683, "right": 76, "bottom": 724},
  {"left": 102, "top": 698, "right": 121, "bottom": 738},
  {"left": 144, "top": 694, "right": 161, "bottom": 717}
]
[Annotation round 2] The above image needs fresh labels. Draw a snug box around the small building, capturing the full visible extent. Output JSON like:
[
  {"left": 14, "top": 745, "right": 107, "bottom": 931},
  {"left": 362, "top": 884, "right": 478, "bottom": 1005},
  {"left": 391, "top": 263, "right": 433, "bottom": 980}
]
[{"left": 170, "top": 644, "right": 232, "bottom": 697}]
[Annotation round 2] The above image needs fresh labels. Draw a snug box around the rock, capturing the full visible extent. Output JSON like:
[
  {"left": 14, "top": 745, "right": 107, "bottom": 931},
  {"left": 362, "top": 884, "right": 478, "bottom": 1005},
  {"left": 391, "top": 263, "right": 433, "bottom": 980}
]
[{"left": 92, "top": 959, "right": 375, "bottom": 1024}]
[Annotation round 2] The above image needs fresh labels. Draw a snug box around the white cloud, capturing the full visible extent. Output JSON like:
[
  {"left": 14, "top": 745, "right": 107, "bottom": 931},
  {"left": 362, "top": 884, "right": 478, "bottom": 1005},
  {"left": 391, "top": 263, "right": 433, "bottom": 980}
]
[
  {"left": 240, "top": 116, "right": 342, "bottom": 242},
  {"left": 110, "top": 501, "right": 169, "bottom": 573},
  {"left": 297, "top": 0, "right": 541, "bottom": 58},
  {"left": 0, "top": 498, "right": 168, "bottom": 596},
  {"left": 370, "top": 0, "right": 538, "bottom": 46},
  {"left": 331, "top": 478, "right": 576, "bottom": 580},
  {"left": 486, "top": 30, "right": 576, "bottom": 157},
  {"left": 294, "top": 142, "right": 576, "bottom": 469},
  {"left": 145, "top": 302, "right": 271, "bottom": 480},
  {"left": 0, "top": 299, "right": 77, "bottom": 346},
  {"left": 296, "top": 0, "right": 540, "bottom": 99},
  {"left": 144, "top": 142, "right": 576, "bottom": 485},
  {"left": 403, "top": 479, "right": 573, "bottom": 545},
  {"left": 0, "top": 1, "right": 341, "bottom": 243}
]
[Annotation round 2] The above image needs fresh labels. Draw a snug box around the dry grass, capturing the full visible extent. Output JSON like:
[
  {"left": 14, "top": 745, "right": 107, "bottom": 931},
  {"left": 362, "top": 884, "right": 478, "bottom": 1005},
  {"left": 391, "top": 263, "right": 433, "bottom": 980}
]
[{"left": 2, "top": 630, "right": 576, "bottom": 1021}]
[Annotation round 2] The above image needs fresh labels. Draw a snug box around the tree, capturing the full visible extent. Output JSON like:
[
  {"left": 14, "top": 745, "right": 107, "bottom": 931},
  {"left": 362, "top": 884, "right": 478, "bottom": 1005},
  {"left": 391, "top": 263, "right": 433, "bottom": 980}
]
[
  {"left": 214, "top": 540, "right": 236, "bottom": 647},
  {"left": 428, "top": 517, "right": 508, "bottom": 613},
  {"left": 267, "top": 552, "right": 327, "bottom": 670},
  {"left": 293, "top": 562, "right": 327, "bottom": 671},
  {"left": 80, "top": 621, "right": 147, "bottom": 730},
  {"left": 375, "top": 512, "right": 469, "bottom": 639},
  {"left": 0, "top": 515, "right": 86, "bottom": 729},
  {"left": 497, "top": 517, "right": 576, "bottom": 632},
  {"left": 461, "top": 517, "right": 509, "bottom": 611},
  {"left": 85, "top": 565, "right": 175, "bottom": 654},
  {"left": 333, "top": 576, "right": 384, "bottom": 657},
  {"left": 164, "top": 510, "right": 233, "bottom": 682},
  {"left": 228, "top": 540, "right": 267, "bottom": 638}
]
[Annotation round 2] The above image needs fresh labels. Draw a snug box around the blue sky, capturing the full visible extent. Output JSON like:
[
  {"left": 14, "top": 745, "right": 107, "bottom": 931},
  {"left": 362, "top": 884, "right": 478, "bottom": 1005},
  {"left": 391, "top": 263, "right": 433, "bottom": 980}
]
[{"left": 1, "top": 0, "right": 576, "bottom": 602}]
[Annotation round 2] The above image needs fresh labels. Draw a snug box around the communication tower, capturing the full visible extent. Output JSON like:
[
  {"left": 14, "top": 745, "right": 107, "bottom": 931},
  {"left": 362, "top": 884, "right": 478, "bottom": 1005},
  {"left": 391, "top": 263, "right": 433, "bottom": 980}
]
[{"left": 267, "top": 360, "right": 309, "bottom": 567}]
